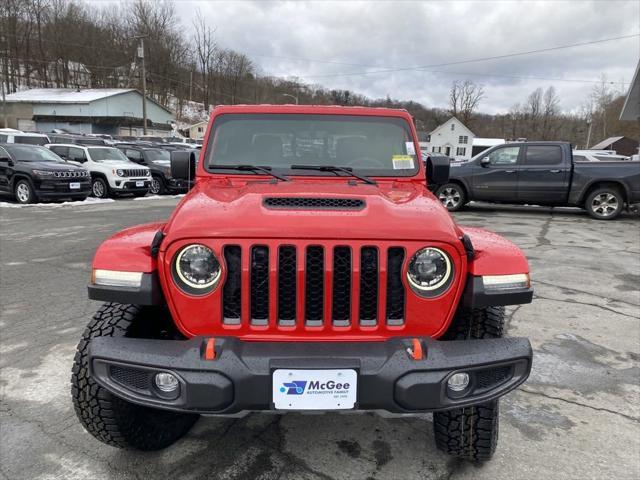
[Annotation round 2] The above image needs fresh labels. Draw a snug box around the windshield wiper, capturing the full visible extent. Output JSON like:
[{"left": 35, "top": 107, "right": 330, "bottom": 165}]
[
  {"left": 290, "top": 165, "right": 377, "bottom": 185},
  {"left": 210, "top": 164, "right": 290, "bottom": 182}
]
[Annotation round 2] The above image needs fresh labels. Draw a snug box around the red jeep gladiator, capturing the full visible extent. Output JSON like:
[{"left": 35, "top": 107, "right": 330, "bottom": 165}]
[{"left": 72, "top": 105, "right": 534, "bottom": 461}]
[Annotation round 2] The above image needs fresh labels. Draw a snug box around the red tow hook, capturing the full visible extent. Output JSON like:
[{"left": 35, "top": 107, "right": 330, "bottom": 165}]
[
  {"left": 407, "top": 338, "right": 424, "bottom": 360},
  {"left": 204, "top": 338, "right": 216, "bottom": 360}
]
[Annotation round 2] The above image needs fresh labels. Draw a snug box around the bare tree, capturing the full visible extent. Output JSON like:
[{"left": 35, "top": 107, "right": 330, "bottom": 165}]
[
  {"left": 192, "top": 8, "right": 215, "bottom": 110},
  {"left": 541, "top": 86, "right": 560, "bottom": 140},
  {"left": 448, "top": 80, "right": 484, "bottom": 125}
]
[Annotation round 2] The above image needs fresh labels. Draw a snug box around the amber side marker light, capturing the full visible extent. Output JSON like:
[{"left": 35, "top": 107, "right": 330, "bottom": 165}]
[
  {"left": 91, "top": 269, "right": 143, "bottom": 288},
  {"left": 482, "top": 273, "right": 531, "bottom": 292}
]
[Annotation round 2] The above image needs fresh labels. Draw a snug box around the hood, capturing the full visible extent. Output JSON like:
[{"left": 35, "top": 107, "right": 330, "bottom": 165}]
[
  {"left": 98, "top": 160, "right": 149, "bottom": 169},
  {"left": 163, "top": 178, "right": 463, "bottom": 245},
  {"left": 27, "top": 161, "right": 86, "bottom": 171}
]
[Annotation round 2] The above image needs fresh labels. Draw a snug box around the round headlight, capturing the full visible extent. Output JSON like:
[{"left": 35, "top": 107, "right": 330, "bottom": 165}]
[
  {"left": 407, "top": 247, "right": 453, "bottom": 296},
  {"left": 116, "top": 169, "right": 124, "bottom": 177},
  {"left": 172, "top": 244, "right": 221, "bottom": 294}
]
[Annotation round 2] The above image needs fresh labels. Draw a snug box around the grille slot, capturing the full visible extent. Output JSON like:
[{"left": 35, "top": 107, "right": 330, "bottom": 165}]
[
  {"left": 332, "top": 247, "right": 352, "bottom": 326},
  {"left": 250, "top": 246, "right": 269, "bottom": 325},
  {"left": 359, "top": 247, "right": 378, "bottom": 325},
  {"left": 264, "top": 197, "right": 365, "bottom": 210},
  {"left": 222, "top": 246, "right": 242, "bottom": 324},
  {"left": 278, "top": 246, "right": 297, "bottom": 325},
  {"left": 386, "top": 247, "right": 405, "bottom": 325},
  {"left": 305, "top": 246, "right": 324, "bottom": 326},
  {"left": 476, "top": 366, "right": 512, "bottom": 389},
  {"left": 53, "top": 170, "right": 87, "bottom": 178},
  {"left": 110, "top": 366, "right": 151, "bottom": 391}
]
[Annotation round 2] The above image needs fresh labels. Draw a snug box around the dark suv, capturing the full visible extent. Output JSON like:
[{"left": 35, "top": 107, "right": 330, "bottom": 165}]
[
  {"left": 117, "top": 144, "right": 193, "bottom": 195},
  {"left": 0, "top": 144, "right": 90, "bottom": 204}
]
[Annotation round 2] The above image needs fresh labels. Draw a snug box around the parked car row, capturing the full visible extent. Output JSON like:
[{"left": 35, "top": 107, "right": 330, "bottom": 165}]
[{"left": 0, "top": 140, "right": 199, "bottom": 204}]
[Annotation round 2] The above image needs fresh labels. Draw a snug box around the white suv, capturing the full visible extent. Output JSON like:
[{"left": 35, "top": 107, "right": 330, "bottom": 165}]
[{"left": 46, "top": 144, "right": 151, "bottom": 198}]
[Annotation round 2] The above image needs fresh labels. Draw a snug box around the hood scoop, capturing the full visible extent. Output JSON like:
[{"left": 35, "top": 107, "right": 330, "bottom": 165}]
[{"left": 263, "top": 197, "right": 365, "bottom": 210}]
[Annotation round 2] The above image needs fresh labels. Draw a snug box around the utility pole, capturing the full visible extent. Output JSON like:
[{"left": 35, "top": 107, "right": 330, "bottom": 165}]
[
  {"left": 133, "top": 35, "right": 149, "bottom": 135},
  {"left": 1, "top": 35, "right": 7, "bottom": 128},
  {"left": 189, "top": 70, "right": 193, "bottom": 103},
  {"left": 585, "top": 118, "right": 593, "bottom": 150}
]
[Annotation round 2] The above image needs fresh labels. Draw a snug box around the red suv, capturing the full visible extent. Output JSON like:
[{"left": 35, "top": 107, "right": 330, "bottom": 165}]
[{"left": 72, "top": 105, "right": 533, "bottom": 461}]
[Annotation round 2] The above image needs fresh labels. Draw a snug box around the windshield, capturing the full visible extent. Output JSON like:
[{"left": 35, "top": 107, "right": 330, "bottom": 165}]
[
  {"left": 145, "top": 149, "right": 170, "bottom": 161},
  {"left": 205, "top": 114, "right": 419, "bottom": 177},
  {"left": 5, "top": 145, "right": 66, "bottom": 162},
  {"left": 15, "top": 135, "right": 48, "bottom": 146},
  {"left": 88, "top": 147, "right": 129, "bottom": 162}
]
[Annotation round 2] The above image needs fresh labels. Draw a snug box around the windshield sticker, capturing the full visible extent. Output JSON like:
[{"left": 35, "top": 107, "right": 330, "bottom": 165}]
[
  {"left": 405, "top": 142, "right": 416, "bottom": 155},
  {"left": 392, "top": 155, "right": 415, "bottom": 170}
]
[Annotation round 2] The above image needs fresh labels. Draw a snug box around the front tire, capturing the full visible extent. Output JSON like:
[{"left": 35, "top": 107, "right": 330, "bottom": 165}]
[
  {"left": 71, "top": 303, "right": 199, "bottom": 450},
  {"left": 91, "top": 177, "right": 110, "bottom": 199},
  {"left": 150, "top": 175, "right": 166, "bottom": 195},
  {"left": 14, "top": 179, "right": 37, "bottom": 204},
  {"left": 436, "top": 183, "right": 466, "bottom": 211},
  {"left": 433, "top": 306, "right": 505, "bottom": 462},
  {"left": 585, "top": 186, "right": 623, "bottom": 220}
]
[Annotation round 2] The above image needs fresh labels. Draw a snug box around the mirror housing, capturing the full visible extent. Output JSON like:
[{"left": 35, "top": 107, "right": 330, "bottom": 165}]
[
  {"left": 171, "top": 150, "right": 196, "bottom": 180},
  {"left": 481, "top": 157, "right": 490, "bottom": 167},
  {"left": 0, "top": 156, "right": 13, "bottom": 166},
  {"left": 426, "top": 155, "right": 450, "bottom": 186}
]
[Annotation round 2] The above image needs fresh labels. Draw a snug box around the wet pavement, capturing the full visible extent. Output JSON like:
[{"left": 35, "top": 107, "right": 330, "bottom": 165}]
[{"left": 1, "top": 198, "right": 638, "bottom": 479}]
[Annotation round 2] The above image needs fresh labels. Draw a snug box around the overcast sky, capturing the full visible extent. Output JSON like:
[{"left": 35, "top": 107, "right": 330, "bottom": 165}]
[{"left": 153, "top": 1, "right": 640, "bottom": 113}]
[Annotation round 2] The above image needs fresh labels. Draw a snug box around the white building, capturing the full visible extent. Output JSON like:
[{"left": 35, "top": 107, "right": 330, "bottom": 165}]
[
  {"left": 188, "top": 121, "right": 208, "bottom": 140},
  {"left": 424, "top": 117, "right": 506, "bottom": 160},
  {"left": 424, "top": 117, "right": 475, "bottom": 160}
]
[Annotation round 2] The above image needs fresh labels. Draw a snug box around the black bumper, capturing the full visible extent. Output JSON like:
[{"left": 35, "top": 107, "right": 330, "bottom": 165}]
[
  {"left": 166, "top": 178, "right": 193, "bottom": 192},
  {"left": 89, "top": 336, "right": 532, "bottom": 415}
]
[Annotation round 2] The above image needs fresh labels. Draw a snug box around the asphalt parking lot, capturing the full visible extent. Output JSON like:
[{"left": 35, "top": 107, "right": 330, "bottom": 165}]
[{"left": 1, "top": 197, "right": 638, "bottom": 480}]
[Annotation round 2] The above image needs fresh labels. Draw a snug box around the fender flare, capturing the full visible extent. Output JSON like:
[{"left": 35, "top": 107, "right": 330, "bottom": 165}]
[{"left": 89, "top": 222, "right": 165, "bottom": 305}]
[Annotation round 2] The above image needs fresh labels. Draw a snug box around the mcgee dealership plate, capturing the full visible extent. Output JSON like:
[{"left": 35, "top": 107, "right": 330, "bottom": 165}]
[{"left": 272, "top": 369, "right": 357, "bottom": 410}]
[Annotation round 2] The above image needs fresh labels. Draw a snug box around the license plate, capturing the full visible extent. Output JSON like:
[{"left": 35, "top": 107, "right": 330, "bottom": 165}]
[
  {"left": 273, "top": 369, "right": 357, "bottom": 410},
  {"left": 69, "top": 182, "right": 80, "bottom": 189},
  {"left": 135, "top": 181, "right": 144, "bottom": 187}
]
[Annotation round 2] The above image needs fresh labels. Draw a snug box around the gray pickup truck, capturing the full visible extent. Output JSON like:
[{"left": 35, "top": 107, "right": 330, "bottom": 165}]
[{"left": 435, "top": 141, "right": 640, "bottom": 220}]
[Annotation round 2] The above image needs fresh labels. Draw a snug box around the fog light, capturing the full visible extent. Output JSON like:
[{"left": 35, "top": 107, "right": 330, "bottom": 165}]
[
  {"left": 447, "top": 372, "right": 470, "bottom": 392},
  {"left": 155, "top": 372, "right": 179, "bottom": 392}
]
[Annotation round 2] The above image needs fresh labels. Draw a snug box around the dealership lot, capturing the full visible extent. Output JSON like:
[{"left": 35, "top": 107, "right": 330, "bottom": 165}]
[{"left": 0, "top": 198, "right": 638, "bottom": 480}]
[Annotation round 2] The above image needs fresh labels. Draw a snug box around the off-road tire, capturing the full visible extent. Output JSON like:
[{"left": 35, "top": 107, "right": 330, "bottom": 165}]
[
  {"left": 585, "top": 185, "right": 624, "bottom": 220},
  {"left": 441, "top": 306, "right": 505, "bottom": 340},
  {"left": 434, "top": 306, "right": 505, "bottom": 462},
  {"left": 71, "top": 303, "right": 199, "bottom": 450},
  {"left": 435, "top": 183, "right": 467, "bottom": 212}
]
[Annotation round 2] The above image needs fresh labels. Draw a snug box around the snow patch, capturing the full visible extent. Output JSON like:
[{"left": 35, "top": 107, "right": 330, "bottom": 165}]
[{"left": 0, "top": 197, "right": 115, "bottom": 208}]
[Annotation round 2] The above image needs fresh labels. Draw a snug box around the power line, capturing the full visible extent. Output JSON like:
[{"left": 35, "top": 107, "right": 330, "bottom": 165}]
[{"left": 270, "top": 33, "right": 640, "bottom": 80}]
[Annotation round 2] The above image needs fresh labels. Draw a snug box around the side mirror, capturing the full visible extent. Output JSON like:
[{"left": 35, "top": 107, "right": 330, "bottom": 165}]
[
  {"left": 426, "top": 155, "right": 450, "bottom": 186},
  {"left": 480, "top": 157, "right": 490, "bottom": 167},
  {"left": 0, "top": 156, "right": 13, "bottom": 166},
  {"left": 171, "top": 150, "right": 196, "bottom": 180},
  {"left": 72, "top": 156, "right": 86, "bottom": 163}
]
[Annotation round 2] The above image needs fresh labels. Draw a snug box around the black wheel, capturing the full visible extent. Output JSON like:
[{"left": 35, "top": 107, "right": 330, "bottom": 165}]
[
  {"left": 14, "top": 179, "right": 36, "bottom": 204},
  {"left": 150, "top": 175, "right": 166, "bottom": 195},
  {"left": 434, "top": 306, "right": 505, "bottom": 462},
  {"left": 71, "top": 303, "right": 199, "bottom": 450},
  {"left": 91, "top": 177, "right": 110, "bottom": 199},
  {"left": 585, "top": 186, "right": 623, "bottom": 220},
  {"left": 436, "top": 183, "right": 466, "bottom": 211}
]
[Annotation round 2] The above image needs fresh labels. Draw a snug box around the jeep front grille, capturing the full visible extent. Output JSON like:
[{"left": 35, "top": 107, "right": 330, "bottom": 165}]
[
  {"left": 221, "top": 244, "right": 405, "bottom": 327},
  {"left": 122, "top": 168, "right": 148, "bottom": 177}
]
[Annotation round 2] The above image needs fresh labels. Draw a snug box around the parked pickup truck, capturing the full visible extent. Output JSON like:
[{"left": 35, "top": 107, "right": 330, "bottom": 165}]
[{"left": 435, "top": 141, "right": 640, "bottom": 219}]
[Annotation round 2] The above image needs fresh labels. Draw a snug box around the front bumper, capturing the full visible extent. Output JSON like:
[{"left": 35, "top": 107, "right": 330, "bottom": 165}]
[
  {"left": 35, "top": 179, "right": 91, "bottom": 198},
  {"left": 166, "top": 178, "right": 193, "bottom": 192},
  {"left": 112, "top": 179, "right": 151, "bottom": 192},
  {"left": 89, "top": 336, "right": 532, "bottom": 415}
]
